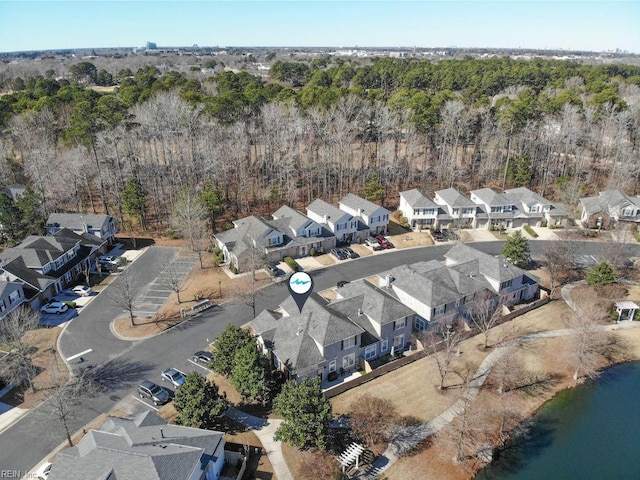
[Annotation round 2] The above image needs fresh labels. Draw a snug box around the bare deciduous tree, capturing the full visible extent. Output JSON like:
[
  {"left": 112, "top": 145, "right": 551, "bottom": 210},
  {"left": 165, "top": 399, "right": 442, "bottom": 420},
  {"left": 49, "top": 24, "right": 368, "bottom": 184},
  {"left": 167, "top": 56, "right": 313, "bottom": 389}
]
[
  {"left": 160, "top": 262, "right": 187, "bottom": 304},
  {"left": 470, "top": 292, "right": 505, "bottom": 349},
  {"left": 107, "top": 270, "right": 139, "bottom": 327},
  {"left": 542, "top": 240, "right": 580, "bottom": 298},
  {"left": 171, "top": 189, "right": 210, "bottom": 269},
  {"left": 425, "top": 324, "right": 462, "bottom": 390},
  {"left": 349, "top": 394, "right": 400, "bottom": 446},
  {"left": 34, "top": 362, "right": 98, "bottom": 447},
  {"left": 563, "top": 297, "right": 613, "bottom": 382},
  {"left": 0, "top": 306, "right": 41, "bottom": 392}
]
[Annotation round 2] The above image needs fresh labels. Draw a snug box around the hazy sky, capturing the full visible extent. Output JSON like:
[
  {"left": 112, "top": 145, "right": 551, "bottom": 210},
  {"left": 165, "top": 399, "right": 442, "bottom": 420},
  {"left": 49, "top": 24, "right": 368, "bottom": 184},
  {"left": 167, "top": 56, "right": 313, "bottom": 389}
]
[{"left": 0, "top": 1, "right": 638, "bottom": 53}]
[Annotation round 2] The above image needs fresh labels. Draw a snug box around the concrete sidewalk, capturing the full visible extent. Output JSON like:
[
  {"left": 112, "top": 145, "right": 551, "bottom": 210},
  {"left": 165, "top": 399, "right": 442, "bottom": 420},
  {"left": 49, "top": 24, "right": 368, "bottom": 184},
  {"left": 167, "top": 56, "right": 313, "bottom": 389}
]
[
  {"left": 225, "top": 406, "right": 293, "bottom": 480},
  {"left": 0, "top": 403, "right": 28, "bottom": 435}
]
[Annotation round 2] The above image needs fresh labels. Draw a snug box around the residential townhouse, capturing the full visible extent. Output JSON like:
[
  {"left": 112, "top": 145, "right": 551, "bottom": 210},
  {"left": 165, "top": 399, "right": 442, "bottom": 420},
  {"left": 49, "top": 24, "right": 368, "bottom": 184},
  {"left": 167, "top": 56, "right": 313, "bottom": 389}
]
[
  {"left": 503, "top": 187, "right": 568, "bottom": 228},
  {"left": 0, "top": 229, "right": 101, "bottom": 307},
  {"left": 250, "top": 293, "right": 365, "bottom": 382},
  {"left": 214, "top": 216, "right": 286, "bottom": 273},
  {"left": 377, "top": 243, "right": 539, "bottom": 329},
  {"left": 250, "top": 282, "right": 415, "bottom": 383},
  {"left": 46, "top": 212, "right": 118, "bottom": 244},
  {"left": 215, "top": 209, "right": 337, "bottom": 273},
  {"left": 338, "top": 193, "right": 390, "bottom": 235},
  {"left": 579, "top": 189, "right": 640, "bottom": 229},
  {"left": 47, "top": 411, "right": 226, "bottom": 480},
  {"left": 469, "top": 188, "right": 514, "bottom": 229},
  {"left": 271, "top": 205, "right": 336, "bottom": 256},
  {"left": 250, "top": 244, "right": 539, "bottom": 383},
  {"left": 0, "top": 280, "right": 27, "bottom": 320},
  {"left": 398, "top": 189, "right": 440, "bottom": 229},
  {"left": 307, "top": 199, "right": 368, "bottom": 244},
  {"left": 434, "top": 188, "right": 479, "bottom": 228}
]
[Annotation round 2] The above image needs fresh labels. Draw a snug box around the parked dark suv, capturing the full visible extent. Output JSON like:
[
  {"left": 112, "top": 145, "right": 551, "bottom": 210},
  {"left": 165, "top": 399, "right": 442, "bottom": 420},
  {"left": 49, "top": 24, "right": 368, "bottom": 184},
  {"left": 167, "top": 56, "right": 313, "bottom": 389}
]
[{"left": 138, "top": 380, "right": 170, "bottom": 406}]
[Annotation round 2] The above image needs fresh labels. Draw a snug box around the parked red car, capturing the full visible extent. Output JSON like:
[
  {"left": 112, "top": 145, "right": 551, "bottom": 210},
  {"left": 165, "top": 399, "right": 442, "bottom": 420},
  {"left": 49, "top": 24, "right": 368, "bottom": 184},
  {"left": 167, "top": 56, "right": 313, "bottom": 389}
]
[{"left": 375, "top": 234, "right": 394, "bottom": 249}]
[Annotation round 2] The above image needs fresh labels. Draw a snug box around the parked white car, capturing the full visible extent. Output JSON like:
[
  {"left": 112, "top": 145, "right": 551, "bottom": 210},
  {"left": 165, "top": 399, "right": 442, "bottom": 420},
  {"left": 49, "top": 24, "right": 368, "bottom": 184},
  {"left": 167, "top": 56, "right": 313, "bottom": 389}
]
[
  {"left": 66, "top": 285, "right": 93, "bottom": 297},
  {"left": 72, "top": 285, "right": 93, "bottom": 296},
  {"left": 97, "top": 255, "right": 121, "bottom": 266},
  {"left": 161, "top": 368, "right": 187, "bottom": 388},
  {"left": 40, "top": 301, "right": 69, "bottom": 315}
]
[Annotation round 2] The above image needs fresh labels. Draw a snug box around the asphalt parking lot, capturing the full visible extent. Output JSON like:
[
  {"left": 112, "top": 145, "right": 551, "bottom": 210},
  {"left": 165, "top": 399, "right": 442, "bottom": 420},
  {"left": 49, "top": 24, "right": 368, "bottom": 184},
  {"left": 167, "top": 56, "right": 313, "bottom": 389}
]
[{"left": 133, "top": 254, "right": 198, "bottom": 318}]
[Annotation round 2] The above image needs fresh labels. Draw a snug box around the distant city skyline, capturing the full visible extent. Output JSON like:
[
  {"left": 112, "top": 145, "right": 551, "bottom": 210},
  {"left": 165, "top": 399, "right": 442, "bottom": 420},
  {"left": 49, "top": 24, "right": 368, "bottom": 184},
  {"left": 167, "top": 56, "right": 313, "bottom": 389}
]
[{"left": 0, "top": 1, "right": 638, "bottom": 54}]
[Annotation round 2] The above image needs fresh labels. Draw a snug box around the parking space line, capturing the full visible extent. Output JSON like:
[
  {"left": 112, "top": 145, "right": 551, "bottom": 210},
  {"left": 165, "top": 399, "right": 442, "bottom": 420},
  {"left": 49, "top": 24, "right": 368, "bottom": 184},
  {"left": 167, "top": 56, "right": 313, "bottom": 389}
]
[
  {"left": 188, "top": 359, "right": 212, "bottom": 372},
  {"left": 130, "top": 395, "right": 159, "bottom": 411}
]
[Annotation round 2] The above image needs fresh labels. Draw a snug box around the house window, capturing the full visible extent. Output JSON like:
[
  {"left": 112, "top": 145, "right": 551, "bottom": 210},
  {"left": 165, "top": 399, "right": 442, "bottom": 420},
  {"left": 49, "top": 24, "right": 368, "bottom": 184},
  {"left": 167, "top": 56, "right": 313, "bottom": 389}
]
[
  {"left": 343, "top": 336, "right": 357, "bottom": 349},
  {"left": 43, "top": 264, "right": 50, "bottom": 274},
  {"left": 393, "top": 334, "right": 404, "bottom": 349},
  {"left": 530, "top": 205, "right": 540, "bottom": 213},
  {"left": 328, "top": 360, "right": 337, "bottom": 373},
  {"left": 8, "top": 290, "right": 21, "bottom": 304},
  {"left": 463, "top": 207, "right": 475, "bottom": 215},
  {"left": 623, "top": 207, "right": 634, "bottom": 216},
  {"left": 273, "top": 356, "right": 281, "bottom": 369},
  {"left": 364, "top": 345, "right": 377, "bottom": 361},
  {"left": 394, "top": 318, "right": 407, "bottom": 330},
  {"left": 415, "top": 317, "right": 428, "bottom": 332},
  {"left": 381, "top": 338, "right": 389, "bottom": 352},
  {"left": 343, "top": 353, "right": 356, "bottom": 369},
  {"left": 0, "top": 300, "right": 5, "bottom": 312},
  {"left": 455, "top": 298, "right": 461, "bottom": 308},
  {"left": 64, "top": 272, "right": 72, "bottom": 283},
  {"left": 435, "top": 304, "right": 445, "bottom": 316},
  {"left": 500, "top": 279, "right": 513, "bottom": 290},
  {"left": 55, "top": 258, "right": 64, "bottom": 270},
  {"left": 383, "top": 214, "right": 388, "bottom": 221},
  {"left": 452, "top": 208, "right": 460, "bottom": 215},
  {"left": 491, "top": 206, "right": 501, "bottom": 213}
]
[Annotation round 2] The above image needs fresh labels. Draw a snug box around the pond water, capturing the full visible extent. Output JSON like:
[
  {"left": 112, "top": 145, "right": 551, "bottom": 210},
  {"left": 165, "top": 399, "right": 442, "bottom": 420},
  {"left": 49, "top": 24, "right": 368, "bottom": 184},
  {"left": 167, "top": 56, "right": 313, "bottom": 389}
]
[{"left": 478, "top": 362, "right": 640, "bottom": 480}]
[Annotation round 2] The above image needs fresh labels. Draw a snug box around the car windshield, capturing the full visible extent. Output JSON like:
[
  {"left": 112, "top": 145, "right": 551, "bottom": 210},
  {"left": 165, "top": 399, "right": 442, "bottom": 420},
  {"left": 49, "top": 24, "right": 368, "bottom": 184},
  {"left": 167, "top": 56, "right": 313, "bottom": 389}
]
[{"left": 149, "top": 384, "right": 163, "bottom": 395}]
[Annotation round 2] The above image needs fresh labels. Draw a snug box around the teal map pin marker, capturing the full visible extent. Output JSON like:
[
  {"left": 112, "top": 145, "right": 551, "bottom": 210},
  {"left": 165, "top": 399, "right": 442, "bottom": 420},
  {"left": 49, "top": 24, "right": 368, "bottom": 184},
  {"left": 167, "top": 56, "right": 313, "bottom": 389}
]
[{"left": 288, "top": 272, "right": 313, "bottom": 313}]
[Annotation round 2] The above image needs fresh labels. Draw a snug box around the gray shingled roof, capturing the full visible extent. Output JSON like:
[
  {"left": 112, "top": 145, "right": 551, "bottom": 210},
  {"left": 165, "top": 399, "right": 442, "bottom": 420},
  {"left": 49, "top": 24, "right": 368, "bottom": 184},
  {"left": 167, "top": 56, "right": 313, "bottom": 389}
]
[
  {"left": 215, "top": 215, "right": 284, "bottom": 257},
  {"left": 307, "top": 199, "right": 351, "bottom": 223},
  {"left": 435, "top": 188, "right": 476, "bottom": 207},
  {"left": 339, "top": 193, "right": 390, "bottom": 216},
  {"left": 580, "top": 189, "right": 640, "bottom": 216},
  {"left": 272, "top": 205, "right": 315, "bottom": 233},
  {"left": 330, "top": 280, "right": 415, "bottom": 328},
  {"left": 445, "top": 243, "right": 525, "bottom": 283},
  {"left": 48, "top": 411, "right": 225, "bottom": 480},
  {"left": 250, "top": 294, "right": 364, "bottom": 376},
  {"left": 46, "top": 213, "right": 113, "bottom": 232},
  {"left": 380, "top": 260, "right": 488, "bottom": 308},
  {"left": 503, "top": 187, "right": 549, "bottom": 207},
  {"left": 0, "top": 280, "right": 23, "bottom": 300},
  {"left": 400, "top": 189, "right": 438, "bottom": 209},
  {"left": 471, "top": 188, "right": 512, "bottom": 207}
]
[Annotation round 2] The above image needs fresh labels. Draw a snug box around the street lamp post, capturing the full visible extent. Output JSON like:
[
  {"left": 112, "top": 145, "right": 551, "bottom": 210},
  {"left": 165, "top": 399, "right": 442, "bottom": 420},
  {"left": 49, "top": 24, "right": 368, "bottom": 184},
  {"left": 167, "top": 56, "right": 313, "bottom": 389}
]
[{"left": 218, "top": 280, "right": 222, "bottom": 298}]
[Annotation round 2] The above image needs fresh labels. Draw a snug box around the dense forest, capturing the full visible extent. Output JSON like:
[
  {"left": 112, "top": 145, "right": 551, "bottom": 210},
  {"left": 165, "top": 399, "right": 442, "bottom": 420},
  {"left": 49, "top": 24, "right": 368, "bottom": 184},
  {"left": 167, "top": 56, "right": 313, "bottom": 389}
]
[{"left": 0, "top": 56, "right": 639, "bottom": 239}]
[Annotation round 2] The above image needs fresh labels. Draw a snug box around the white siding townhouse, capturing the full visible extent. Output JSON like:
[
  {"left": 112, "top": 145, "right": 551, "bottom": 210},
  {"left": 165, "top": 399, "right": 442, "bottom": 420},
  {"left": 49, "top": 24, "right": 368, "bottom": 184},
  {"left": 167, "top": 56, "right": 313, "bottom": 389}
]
[
  {"left": 398, "top": 189, "right": 440, "bottom": 229},
  {"left": 338, "top": 193, "right": 390, "bottom": 235},
  {"left": 271, "top": 205, "right": 336, "bottom": 257},
  {"left": 307, "top": 199, "right": 368, "bottom": 244},
  {"left": 469, "top": 188, "right": 514, "bottom": 229},
  {"left": 504, "top": 187, "right": 568, "bottom": 228},
  {"left": 434, "top": 188, "right": 479, "bottom": 228}
]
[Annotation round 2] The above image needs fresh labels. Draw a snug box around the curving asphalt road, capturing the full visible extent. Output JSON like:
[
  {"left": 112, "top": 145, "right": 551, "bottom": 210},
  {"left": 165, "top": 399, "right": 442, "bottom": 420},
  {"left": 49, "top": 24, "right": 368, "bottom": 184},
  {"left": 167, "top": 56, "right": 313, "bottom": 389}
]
[{"left": 1, "top": 240, "right": 639, "bottom": 474}]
